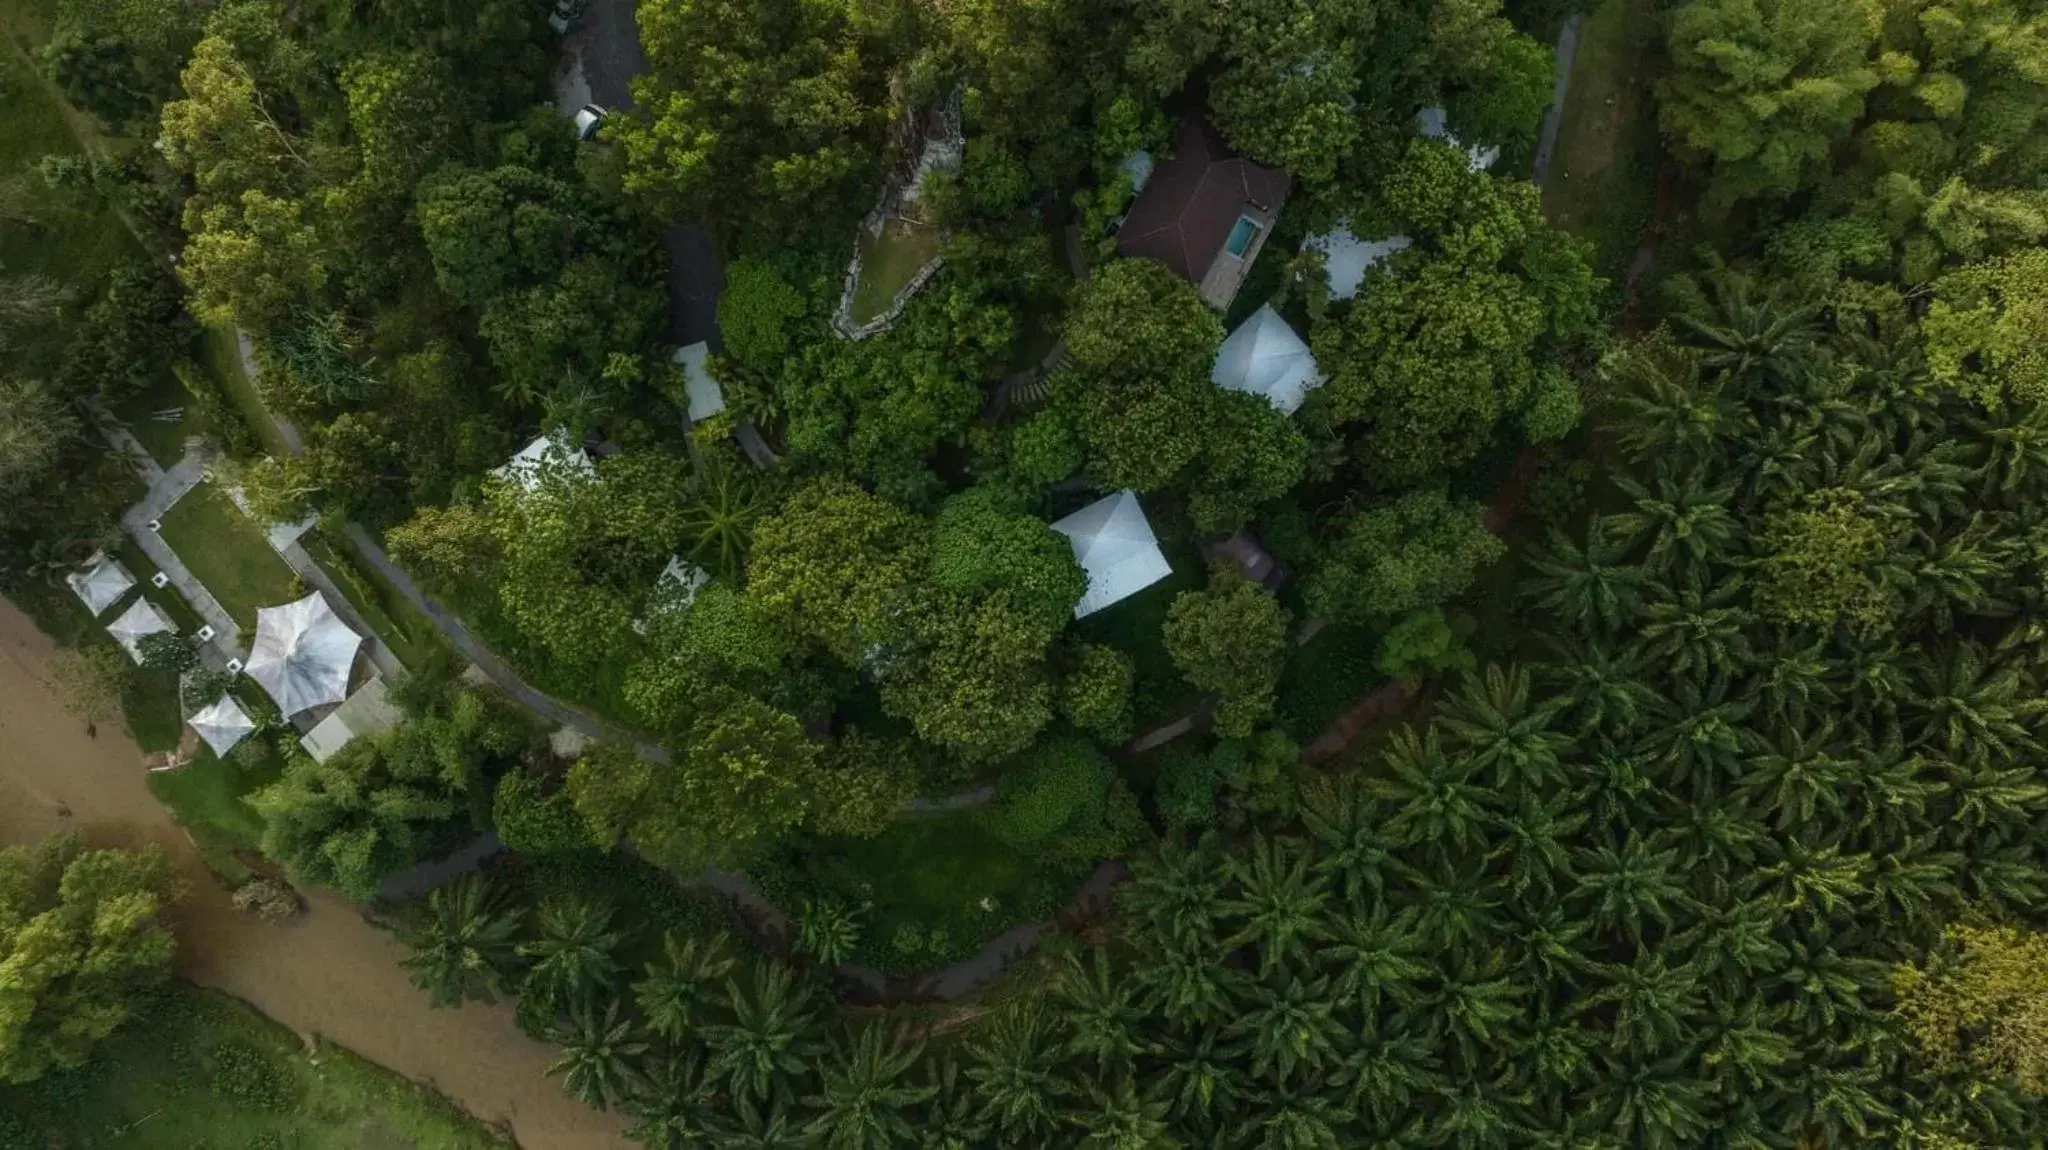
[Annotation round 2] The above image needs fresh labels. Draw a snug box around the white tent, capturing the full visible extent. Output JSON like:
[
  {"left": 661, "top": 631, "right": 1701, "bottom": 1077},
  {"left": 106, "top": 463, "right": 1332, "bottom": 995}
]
[
  {"left": 245, "top": 591, "right": 363, "bottom": 716},
  {"left": 671, "top": 342, "right": 726, "bottom": 424},
  {"left": 300, "top": 676, "right": 402, "bottom": 762},
  {"left": 1051, "top": 490, "right": 1173, "bottom": 619},
  {"left": 189, "top": 694, "right": 256, "bottom": 757},
  {"left": 493, "top": 432, "right": 596, "bottom": 493},
  {"left": 1211, "top": 305, "right": 1325, "bottom": 415},
  {"left": 1417, "top": 106, "right": 1500, "bottom": 173},
  {"left": 106, "top": 598, "right": 175, "bottom": 664},
  {"left": 657, "top": 555, "right": 711, "bottom": 609},
  {"left": 67, "top": 552, "right": 136, "bottom": 617},
  {"left": 1303, "top": 224, "right": 1412, "bottom": 301}
]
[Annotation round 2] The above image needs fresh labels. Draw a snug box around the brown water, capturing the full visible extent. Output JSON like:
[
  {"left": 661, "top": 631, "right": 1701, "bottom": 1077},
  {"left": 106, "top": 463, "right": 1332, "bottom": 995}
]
[{"left": 0, "top": 599, "right": 628, "bottom": 1149}]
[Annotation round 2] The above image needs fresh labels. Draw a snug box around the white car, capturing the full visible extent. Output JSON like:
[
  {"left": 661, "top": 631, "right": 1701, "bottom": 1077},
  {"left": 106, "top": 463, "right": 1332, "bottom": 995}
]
[{"left": 574, "top": 104, "right": 607, "bottom": 141}]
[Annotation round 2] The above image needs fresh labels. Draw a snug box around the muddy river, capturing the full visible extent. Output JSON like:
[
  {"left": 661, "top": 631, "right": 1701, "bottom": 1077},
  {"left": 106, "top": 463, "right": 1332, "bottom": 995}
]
[{"left": 0, "top": 600, "right": 627, "bottom": 1149}]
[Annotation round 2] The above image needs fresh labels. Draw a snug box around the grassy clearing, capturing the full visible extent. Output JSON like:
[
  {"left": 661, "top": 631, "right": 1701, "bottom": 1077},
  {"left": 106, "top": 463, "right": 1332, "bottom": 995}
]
[
  {"left": 1540, "top": 0, "right": 1663, "bottom": 283},
  {"left": 755, "top": 811, "right": 1076, "bottom": 975},
  {"left": 156, "top": 483, "right": 301, "bottom": 631},
  {"left": 147, "top": 692, "right": 283, "bottom": 880},
  {"left": 302, "top": 533, "right": 451, "bottom": 671},
  {"left": 851, "top": 218, "right": 945, "bottom": 325},
  {"left": 117, "top": 370, "right": 209, "bottom": 467},
  {"left": 0, "top": 983, "right": 512, "bottom": 1149},
  {"left": 199, "top": 323, "right": 299, "bottom": 458}
]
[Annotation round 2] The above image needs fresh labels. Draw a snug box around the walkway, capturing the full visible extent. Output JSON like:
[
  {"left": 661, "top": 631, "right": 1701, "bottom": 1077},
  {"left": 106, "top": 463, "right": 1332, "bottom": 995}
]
[
  {"left": 275, "top": 537, "right": 405, "bottom": 680},
  {"left": 109, "top": 440, "right": 244, "bottom": 656},
  {"left": 1531, "top": 14, "right": 1586, "bottom": 187}
]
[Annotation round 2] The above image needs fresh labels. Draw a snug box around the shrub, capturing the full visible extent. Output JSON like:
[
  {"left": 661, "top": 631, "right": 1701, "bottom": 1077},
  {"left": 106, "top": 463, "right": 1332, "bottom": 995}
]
[
  {"left": 205, "top": 1040, "right": 297, "bottom": 1113},
  {"left": 1060, "top": 643, "right": 1135, "bottom": 743},
  {"left": 230, "top": 877, "right": 301, "bottom": 921},
  {"left": 137, "top": 631, "right": 198, "bottom": 675},
  {"left": 986, "top": 737, "right": 1113, "bottom": 848},
  {"left": 1163, "top": 569, "right": 1292, "bottom": 737},
  {"left": 718, "top": 258, "right": 810, "bottom": 372},
  {"left": 492, "top": 767, "right": 593, "bottom": 855},
  {"left": 1007, "top": 411, "right": 1083, "bottom": 486}
]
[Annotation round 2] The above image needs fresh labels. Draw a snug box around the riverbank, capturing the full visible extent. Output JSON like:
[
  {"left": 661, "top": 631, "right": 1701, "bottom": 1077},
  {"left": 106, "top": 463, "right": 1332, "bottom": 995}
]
[{"left": 0, "top": 598, "right": 627, "bottom": 1150}]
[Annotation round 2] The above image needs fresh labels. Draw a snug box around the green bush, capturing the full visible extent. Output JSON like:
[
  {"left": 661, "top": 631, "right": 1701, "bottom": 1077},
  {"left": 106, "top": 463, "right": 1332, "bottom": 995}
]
[
  {"left": 986, "top": 737, "right": 1113, "bottom": 848},
  {"left": 491, "top": 767, "right": 592, "bottom": 855},
  {"left": 204, "top": 1040, "right": 297, "bottom": 1113},
  {"left": 718, "top": 258, "right": 810, "bottom": 372},
  {"left": 1059, "top": 643, "right": 1136, "bottom": 743},
  {"left": 1153, "top": 746, "right": 1220, "bottom": 828},
  {"left": 1007, "top": 410, "right": 1083, "bottom": 486}
]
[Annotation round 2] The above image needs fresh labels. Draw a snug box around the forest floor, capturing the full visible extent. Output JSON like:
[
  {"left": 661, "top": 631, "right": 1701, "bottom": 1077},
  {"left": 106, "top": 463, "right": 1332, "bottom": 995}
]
[
  {"left": 1538, "top": 0, "right": 1665, "bottom": 283},
  {"left": 0, "top": 597, "right": 632, "bottom": 1149}
]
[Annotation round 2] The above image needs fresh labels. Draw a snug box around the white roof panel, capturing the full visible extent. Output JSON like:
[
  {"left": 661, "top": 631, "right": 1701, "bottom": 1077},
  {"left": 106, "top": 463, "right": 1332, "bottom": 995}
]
[
  {"left": 246, "top": 591, "right": 362, "bottom": 716},
  {"left": 189, "top": 693, "right": 255, "bottom": 757},
  {"left": 299, "top": 676, "right": 401, "bottom": 762},
  {"left": 671, "top": 342, "right": 726, "bottom": 424},
  {"left": 1417, "top": 105, "right": 1500, "bottom": 172},
  {"left": 1303, "top": 225, "right": 1411, "bottom": 301},
  {"left": 1050, "top": 490, "right": 1173, "bottom": 618},
  {"left": 106, "top": 598, "right": 175, "bottom": 664},
  {"left": 1211, "top": 305, "right": 1324, "bottom": 415},
  {"left": 68, "top": 552, "right": 136, "bottom": 617},
  {"left": 493, "top": 432, "right": 596, "bottom": 494}
]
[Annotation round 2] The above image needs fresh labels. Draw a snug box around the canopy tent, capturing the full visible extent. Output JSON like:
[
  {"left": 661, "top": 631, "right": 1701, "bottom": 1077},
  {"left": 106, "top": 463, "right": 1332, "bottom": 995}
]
[
  {"left": 671, "top": 342, "right": 727, "bottom": 424},
  {"left": 67, "top": 552, "right": 136, "bottom": 617},
  {"left": 106, "top": 598, "right": 175, "bottom": 664},
  {"left": 1211, "top": 305, "right": 1325, "bottom": 415},
  {"left": 300, "top": 676, "right": 402, "bottom": 762},
  {"left": 1051, "top": 490, "right": 1173, "bottom": 619},
  {"left": 1303, "top": 224, "right": 1412, "bottom": 301},
  {"left": 1418, "top": 106, "right": 1500, "bottom": 173},
  {"left": 188, "top": 693, "right": 255, "bottom": 757},
  {"left": 493, "top": 432, "right": 596, "bottom": 493},
  {"left": 245, "top": 591, "right": 363, "bottom": 716}
]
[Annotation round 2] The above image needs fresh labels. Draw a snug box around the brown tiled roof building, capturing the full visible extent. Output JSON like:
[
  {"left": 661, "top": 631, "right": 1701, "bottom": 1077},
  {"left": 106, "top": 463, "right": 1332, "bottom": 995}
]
[{"left": 1117, "top": 119, "right": 1292, "bottom": 310}]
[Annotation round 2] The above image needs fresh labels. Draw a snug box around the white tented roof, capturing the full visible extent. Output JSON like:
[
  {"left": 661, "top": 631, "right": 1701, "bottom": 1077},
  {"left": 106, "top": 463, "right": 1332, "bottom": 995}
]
[
  {"left": 245, "top": 591, "right": 363, "bottom": 716},
  {"left": 300, "top": 675, "right": 402, "bottom": 762},
  {"left": 1051, "top": 490, "right": 1173, "bottom": 619},
  {"left": 1118, "top": 150, "right": 1155, "bottom": 195},
  {"left": 1417, "top": 106, "right": 1500, "bottom": 173},
  {"left": 1303, "top": 224, "right": 1412, "bottom": 301},
  {"left": 189, "top": 693, "right": 255, "bottom": 757},
  {"left": 493, "top": 432, "right": 596, "bottom": 493},
  {"left": 67, "top": 552, "right": 136, "bottom": 617},
  {"left": 657, "top": 555, "right": 711, "bottom": 609},
  {"left": 672, "top": 342, "right": 726, "bottom": 424},
  {"left": 1211, "top": 305, "right": 1324, "bottom": 416},
  {"left": 106, "top": 598, "right": 175, "bottom": 664}
]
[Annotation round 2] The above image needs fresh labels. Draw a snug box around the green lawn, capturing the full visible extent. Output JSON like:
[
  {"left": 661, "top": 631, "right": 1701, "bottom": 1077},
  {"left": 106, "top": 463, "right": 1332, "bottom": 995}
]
[
  {"left": 200, "top": 323, "right": 298, "bottom": 458},
  {"left": 1540, "top": 0, "right": 1663, "bottom": 282},
  {"left": 850, "top": 218, "right": 945, "bottom": 326},
  {"left": 116, "top": 368, "right": 209, "bottom": 467},
  {"left": 754, "top": 811, "right": 1078, "bottom": 976},
  {"left": 147, "top": 692, "right": 283, "bottom": 882},
  {"left": 0, "top": 983, "right": 512, "bottom": 1149},
  {"left": 303, "top": 533, "right": 451, "bottom": 672},
  {"left": 156, "top": 483, "right": 301, "bottom": 631}
]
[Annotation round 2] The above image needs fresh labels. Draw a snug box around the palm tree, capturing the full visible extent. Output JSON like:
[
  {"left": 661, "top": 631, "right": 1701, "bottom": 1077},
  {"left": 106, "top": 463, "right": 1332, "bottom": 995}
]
[
  {"left": 1130, "top": 931, "right": 1246, "bottom": 1026},
  {"left": 544, "top": 998, "right": 649, "bottom": 1111},
  {"left": 396, "top": 873, "right": 526, "bottom": 1007},
  {"left": 1589, "top": 950, "right": 1701, "bottom": 1057},
  {"left": 1372, "top": 730, "right": 1497, "bottom": 858},
  {"left": 1572, "top": 832, "right": 1688, "bottom": 944},
  {"left": 1220, "top": 835, "right": 1330, "bottom": 974},
  {"left": 519, "top": 895, "right": 627, "bottom": 1013},
  {"left": 1054, "top": 948, "right": 1149, "bottom": 1074},
  {"left": 1735, "top": 720, "right": 1852, "bottom": 832},
  {"left": 702, "top": 960, "right": 826, "bottom": 1105},
  {"left": 1232, "top": 1080, "right": 1356, "bottom": 1150},
  {"left": 711, "top": 1094, "right": 812, "bottom": 1149},
  {"left": 804, "top": 1024, "right": 934, "bottom": 1149},
  {"left": 1608, "top": 467, "right": 1741, "bottom": 573},
  {"left": 1296, "top": 775, "right": 1395, "bottom": 906},
  {"left": 1665, "top": 266, "right": 1820, "bottom": 387},
  {"left": 910, "top": 1058, "right": 991, "bottom": 1150},
  {"left": 1320, "top": 901, "right": 1427, "bottom": 1010},
  {"left": 1118, "top": 832, "right": 1225, "bottom": 945},
  {"left": 1905, "top": 642, "right": 2044, "bottom": 761},
  {"left": 1592, "top": 1055, "right": 1711, "bottom": 1150},
  {"left": 1437, "top": 665, "right": 1574, "bottom": 796},
  {"left": 1225, "top": 972, "right": 1346, "bottom": 1086},
  {"left": 681, "top": 452, "right": 764, "bottom": 581},
  {"left": 635, "top": 930, "right": 736, "bottom": 1043},
  {"left": 1333, "top": 1019, "right": 1437, "bottom": 1132},
  {"left": 1066, "top": 1074, "right": 1179, "bottom": 1150},
  {"left": 626, "top": 1046, "right": 721, "bottom": 1150},
  {"left": 795, "top": 898, "right": 862, "bottom": 968},
  {"left": 1523, "top": 526, "right": 1647, "bottom": 634},
  {"left": 1631, "top": 572, "right": 1753, "bottom": 684},
  {"left": 1154, "top": 1026, "right": 1245, "bottom": 1132},
  {"left": 963, "top": 1006, "right": 1069, "bottom": 1143},
  {"left": 1422, "top": 956, "right": 1526, "bottom": 1071},
  {"left": 1601, "top": 336, "right": 1754, "bottom": 468}
]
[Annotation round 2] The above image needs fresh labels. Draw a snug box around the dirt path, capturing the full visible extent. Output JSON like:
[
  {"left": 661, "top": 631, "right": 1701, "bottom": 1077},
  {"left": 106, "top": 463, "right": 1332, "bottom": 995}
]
[{"left": 0, "top": 599, "right": 628, "bottom": 1150}]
